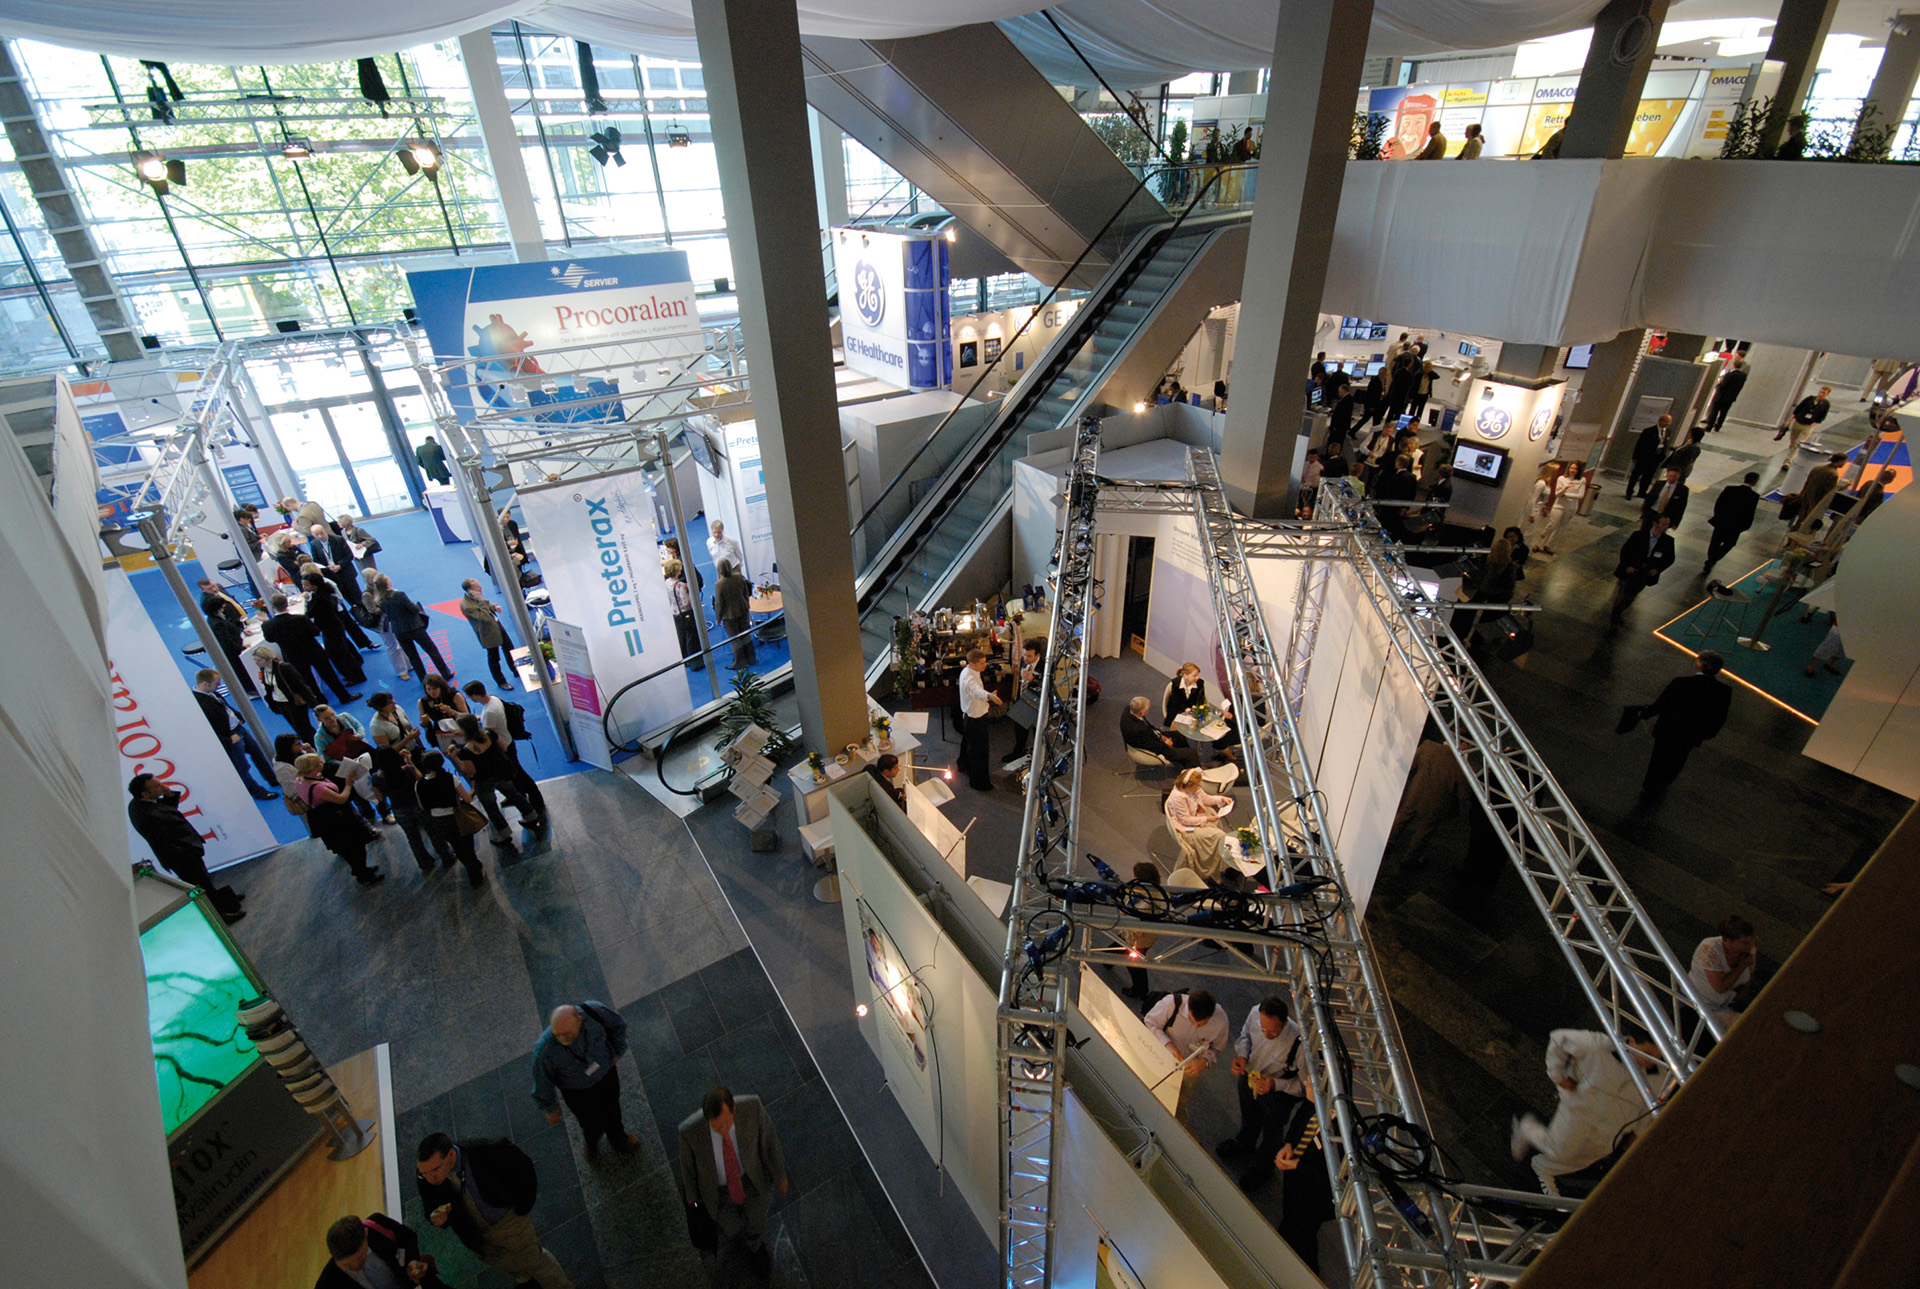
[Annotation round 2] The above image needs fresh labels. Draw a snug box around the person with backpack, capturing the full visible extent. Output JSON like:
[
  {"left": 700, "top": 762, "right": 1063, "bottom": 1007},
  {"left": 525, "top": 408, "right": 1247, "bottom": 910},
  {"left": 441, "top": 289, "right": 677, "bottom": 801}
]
[
  {"left": 291, "top": 753, "right": 384, "bottom": 885},
  {"left": 463, "top": 680, "right": 546, "bottom": 818}
]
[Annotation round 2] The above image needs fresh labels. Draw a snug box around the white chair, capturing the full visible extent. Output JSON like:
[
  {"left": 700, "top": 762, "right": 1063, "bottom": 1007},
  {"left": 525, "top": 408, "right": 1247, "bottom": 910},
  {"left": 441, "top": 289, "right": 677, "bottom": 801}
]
[
  {"left": 1117, "top": 743, "right": 1175, "bottom": 799},
  {"left": 1166, "top": 866, "right": 1207, "bottom": 890},
  {"left": 1200, "top": 761, "right": 1239, "bottom": 791}
]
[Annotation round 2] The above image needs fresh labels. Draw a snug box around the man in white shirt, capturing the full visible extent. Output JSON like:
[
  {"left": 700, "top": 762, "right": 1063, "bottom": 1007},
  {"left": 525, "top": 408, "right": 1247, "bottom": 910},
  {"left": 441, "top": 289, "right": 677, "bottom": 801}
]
[
  {"left": 1689, "top": 915, "right": 1757, "bottom": 1027},
  {"left": 1143, "top": 988, "right": 1231, "bottom": 1124},
  {"left": 957, "top": 648, "right": 1002, "bottom": 792},
  {"left": 706, "top": 521, "right": 745, "bottom": 582},
  {"left": 1216, "top": 996, "right": 1307, "bottom": 1183},
  {"left": 1511, "top": 1029, "right": 1669, "bottom": 1195},
  {"left": 462, "top": 680, "right": 547, "bottom": 817}
]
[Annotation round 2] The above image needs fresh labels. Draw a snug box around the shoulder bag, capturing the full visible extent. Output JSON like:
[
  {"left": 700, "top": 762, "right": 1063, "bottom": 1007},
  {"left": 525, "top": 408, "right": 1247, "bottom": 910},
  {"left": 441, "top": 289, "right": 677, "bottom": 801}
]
[{"left": 453, "top": 798, "right": 490, "bottom": 836}]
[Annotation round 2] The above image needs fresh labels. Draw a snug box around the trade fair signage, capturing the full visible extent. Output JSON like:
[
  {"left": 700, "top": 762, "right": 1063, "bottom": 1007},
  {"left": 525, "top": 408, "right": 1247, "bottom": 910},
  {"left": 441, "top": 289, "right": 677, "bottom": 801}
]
[
  {"left": 515, "top": 470, "right": 691, "bottom": 744},
  {"left": 832, "top": 228, "right": 953, "bottom": 391},
  {"left": 406, "top": 252, "right": 701, "bottom": 420},
  {"left": 548, "top": 619, "right": 613, "bottom": 771},
  {"left": 105, "top": 570, "right": 276, "bottom": 871},
  {"left": 1362, "top": 67, "right": 1718, "bottom": 159}
]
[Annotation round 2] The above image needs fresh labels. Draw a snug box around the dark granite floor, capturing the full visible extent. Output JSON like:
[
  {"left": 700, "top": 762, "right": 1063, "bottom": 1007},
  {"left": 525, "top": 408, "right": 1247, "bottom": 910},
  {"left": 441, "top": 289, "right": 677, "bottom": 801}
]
[{"left": 222, "top": 771, "right": 933, "bottom": 1289}]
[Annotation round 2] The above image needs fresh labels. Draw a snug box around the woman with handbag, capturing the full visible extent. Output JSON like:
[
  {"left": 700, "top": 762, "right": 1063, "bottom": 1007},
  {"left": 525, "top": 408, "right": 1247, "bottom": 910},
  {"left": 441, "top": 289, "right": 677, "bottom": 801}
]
[
  {"left": 292, "top": 754, "right": 384, "bottom": 885},
  {"left": 415, "top": 750, "right": 486, "bottom": 887},
  {"left": 254, "top": 643, "right": 319, "bottom": 742},
  {"left": 451, "top": 713, "right": 544, "bottom": 844},
  {"left": 273, "top": 733, "right": 319, "bottom": 839}
]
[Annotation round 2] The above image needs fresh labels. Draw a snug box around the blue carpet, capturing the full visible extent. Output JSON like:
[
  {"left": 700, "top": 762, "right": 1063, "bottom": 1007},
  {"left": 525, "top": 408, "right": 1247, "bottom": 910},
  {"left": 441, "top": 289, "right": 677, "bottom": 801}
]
[
  {"left": 132, "top": 507, "right": 790, "bottom": 844},
  {"left": 1652, "top": 561, "right": 1850, "bottom": 723}
]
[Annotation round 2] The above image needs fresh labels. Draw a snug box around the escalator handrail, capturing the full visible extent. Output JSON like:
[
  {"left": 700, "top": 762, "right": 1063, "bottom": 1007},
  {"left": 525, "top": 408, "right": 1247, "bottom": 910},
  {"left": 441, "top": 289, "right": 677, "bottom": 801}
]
[
  {"left": 846, "top": 162, "right": 1253, "bottom": 543},
  {"left": 850, "top": 165, "right": 1251, "bottom": 626}
]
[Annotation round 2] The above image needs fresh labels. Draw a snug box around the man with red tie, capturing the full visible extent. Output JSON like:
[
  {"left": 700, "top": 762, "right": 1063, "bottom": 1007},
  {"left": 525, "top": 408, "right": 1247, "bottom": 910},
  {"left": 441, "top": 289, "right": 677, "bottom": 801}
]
[{"left": 678, "top": 1085, "right": 788, "bottom": 1277}]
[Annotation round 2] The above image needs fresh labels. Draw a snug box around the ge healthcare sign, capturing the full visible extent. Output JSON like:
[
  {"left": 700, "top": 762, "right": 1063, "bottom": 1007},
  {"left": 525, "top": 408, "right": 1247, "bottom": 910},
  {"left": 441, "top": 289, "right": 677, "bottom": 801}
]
[{"left": 832, "top": 227, "right": 953, "bottom": 390}]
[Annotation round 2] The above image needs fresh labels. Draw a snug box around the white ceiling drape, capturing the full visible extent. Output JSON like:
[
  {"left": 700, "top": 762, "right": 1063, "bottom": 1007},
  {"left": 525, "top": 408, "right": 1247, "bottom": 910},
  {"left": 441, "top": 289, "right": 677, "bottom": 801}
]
[{"left": 0, "top": 0, "right": 1611, "bottom": 71}]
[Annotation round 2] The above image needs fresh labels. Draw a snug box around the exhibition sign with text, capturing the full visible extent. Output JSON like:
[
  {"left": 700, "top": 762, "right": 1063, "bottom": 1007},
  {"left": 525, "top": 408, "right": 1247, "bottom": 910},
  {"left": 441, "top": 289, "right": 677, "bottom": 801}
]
[
  {"left": 831, "top": 228, "right": 953, "bottom": 391},
  {"left": 406, "top": 252, "right": 701, "bottom": 421},
  {"left": 106, "top": 570, "right": 276, "bottom": 870},
  {"left": 516, "top": 470, "right": 691, "bottom": 744}
]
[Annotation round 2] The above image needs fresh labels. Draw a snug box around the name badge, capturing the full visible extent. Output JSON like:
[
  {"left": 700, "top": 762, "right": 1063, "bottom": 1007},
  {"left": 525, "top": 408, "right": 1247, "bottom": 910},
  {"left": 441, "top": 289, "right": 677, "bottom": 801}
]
[{"left": 585, "top": 1061, "right": 601, "bottom": 1077}]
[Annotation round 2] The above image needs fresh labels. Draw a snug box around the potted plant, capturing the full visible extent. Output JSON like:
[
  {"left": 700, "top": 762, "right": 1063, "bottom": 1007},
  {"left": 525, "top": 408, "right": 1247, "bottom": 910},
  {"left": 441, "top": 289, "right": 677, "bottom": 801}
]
[
  {"left": 1190, "top": 701, "right": 1215, "bottom": 726},
  {"left": 806, "top": 750, "right": 828, "bottom": 782},
  {"left": 713, "top": 662, "right": 795, "bottom": 764},
  {"left": 872, "top": 714, "right": 892, "bottom": 750},
  {"left": 1236, "top": 826, "right": 1261, "bottom": 855}
]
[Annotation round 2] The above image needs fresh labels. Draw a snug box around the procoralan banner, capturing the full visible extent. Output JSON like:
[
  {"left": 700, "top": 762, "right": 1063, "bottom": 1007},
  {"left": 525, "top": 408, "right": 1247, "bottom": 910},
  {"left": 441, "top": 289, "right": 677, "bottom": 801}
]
[
  {"left": 831, "top": 227, "right": 951, "bottom": 390},
  {"left": 516, "top": 470, "right": 692, "bottom": 744},
  {"left": 105, "top": 570, "right": 276, "bottom": 871},
  {"left": 405, "top": 252, "right": 701, "bottom": 419}
]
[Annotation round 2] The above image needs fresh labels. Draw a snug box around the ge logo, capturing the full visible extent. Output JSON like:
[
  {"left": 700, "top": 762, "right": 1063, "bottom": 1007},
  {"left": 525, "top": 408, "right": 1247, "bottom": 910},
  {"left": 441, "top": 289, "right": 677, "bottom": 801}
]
[
  {"left": 1529, "top": 406, "right": 1554, "bottom": 440},
  {"left": 852, "top": 261, "right": 885, "bottom": 327},
  {"left": 1477, "top": 407, "right": 1512, "bottom": 439}
]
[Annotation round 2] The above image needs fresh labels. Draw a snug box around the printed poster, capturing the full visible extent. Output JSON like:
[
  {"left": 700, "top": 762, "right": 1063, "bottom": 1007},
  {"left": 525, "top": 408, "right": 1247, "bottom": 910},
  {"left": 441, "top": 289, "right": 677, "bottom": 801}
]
[
  {"left": 548, "top": 619, "right": 612, "bottom": 770},
  {"left": 858, "top": 900, "right": 931, "bottom": 1079}
]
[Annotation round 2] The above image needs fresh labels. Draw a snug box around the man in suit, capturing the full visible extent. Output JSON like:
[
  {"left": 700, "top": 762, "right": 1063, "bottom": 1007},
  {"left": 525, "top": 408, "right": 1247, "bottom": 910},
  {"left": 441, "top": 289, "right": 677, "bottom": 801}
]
[
  {"left": 316, "top": 1213, "right": 446, "bottom": 1289},
  {"left": 1704, "top": 355, "right": 1750, "bottom": 433},
  {"left": 1609, "top": 515, "right": 1676, "bottom": 625},
  {"left": 1374, "top": 454, "right": 1419, "bottom": 538},
  {"left": 196, "top": 577, "right": 261, "bottom": 697},
  {"left": 1121, "top": 695, "right": 1182, "bottom": 761},
  {"left": 1625, "top": 415, "right": 1672, "bottom": 499},
  {"left": 1639, "top": 469, "right": 1690, "bottom": 530},
  {"left": 262, "top": 594, "right": 359, "bottom": 703},
  {"left": 1636, "top": 651, "right": 1733, "bottom": 796},
  {"left": 415, "top": 1133, "right": 571, "bottom": 1289},
  {"left": 128, "top": 774, "right": 244, "bottom": 922},
  {"left": 531, "top": 1003, "right": 639, "bottom": 1161},
  {"left": 1662, "top": 426, "right": 1705, "bottom": 481},
  {"left": 679, "top": 1085, "right": 788, "bottom": 1276},
  {"left": 306, "top": 523, "right": 375, "bottom": 647},
  {"left": 191, "top": 669, "right": 279, "bottom": 800},
  {"left": 1704, "top": 472, "right": 1762, "bottom": 572},
  {"left": 1792, "top": 452, "right": 1848, "bottom": 532}
]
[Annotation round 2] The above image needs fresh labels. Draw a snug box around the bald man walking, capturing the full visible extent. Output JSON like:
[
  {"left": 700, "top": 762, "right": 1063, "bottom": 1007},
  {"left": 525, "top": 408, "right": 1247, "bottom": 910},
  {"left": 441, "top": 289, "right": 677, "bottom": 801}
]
[{"left": 530, "top": 1001, "right": 638, "bottom": 1161}]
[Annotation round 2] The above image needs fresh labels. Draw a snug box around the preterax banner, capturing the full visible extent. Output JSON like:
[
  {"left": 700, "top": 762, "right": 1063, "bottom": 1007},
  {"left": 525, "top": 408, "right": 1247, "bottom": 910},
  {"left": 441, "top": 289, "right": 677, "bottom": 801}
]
[
  {"left": 406, "top": 252, "right": 701, "bottom": 420},
  {"left": 515, "top": 469, "right": 692, "bottom": 743},
  {"left": 832, "top": 228, "right": 952, "bottom": 390}
]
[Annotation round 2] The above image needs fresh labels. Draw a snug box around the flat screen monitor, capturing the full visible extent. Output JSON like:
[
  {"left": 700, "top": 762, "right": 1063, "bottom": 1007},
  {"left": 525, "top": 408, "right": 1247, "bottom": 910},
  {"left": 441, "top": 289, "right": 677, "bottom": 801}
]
[
  {"left": 141, "top": 901, "right": 259, "bottom": 1135},
  {"left": 1365, "top": 360, "right": 1385, "bottom": 377},
  {"left": 1452, "top": 440, "right": 1509, "bottom": 484},
  {"left": 682, "top": 426, "right": 717, "bottom": 474},
  {"left": 1307, "top": 384, "right": 1324, "bottom": 408},
  {"left": 1369, "top": 323, "right": 1388, "bottom": 340},
  {"left": 1566, "top": 343, "right": 1594, "bottom": 369}
]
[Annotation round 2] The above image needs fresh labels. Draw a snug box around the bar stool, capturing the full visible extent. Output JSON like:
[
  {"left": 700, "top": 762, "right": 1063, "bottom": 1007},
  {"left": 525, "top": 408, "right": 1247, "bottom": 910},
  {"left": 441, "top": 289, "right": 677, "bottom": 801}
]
[
  {"left": 1687, "top": 581, "right": 1750, "bottom": 645},
  {"left": 216, "top": 557, "right": 254, "bottom": 599}
]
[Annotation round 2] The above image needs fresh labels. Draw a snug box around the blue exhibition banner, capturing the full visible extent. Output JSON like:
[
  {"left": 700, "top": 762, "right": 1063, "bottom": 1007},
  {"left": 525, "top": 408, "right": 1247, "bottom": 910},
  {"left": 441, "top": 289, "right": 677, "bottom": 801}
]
[
  {"left": 832, "top": 228, "right": 952, "bottom": 392},
  {"left": 406, "top": 253, "right": 700, "bottom": 421}
]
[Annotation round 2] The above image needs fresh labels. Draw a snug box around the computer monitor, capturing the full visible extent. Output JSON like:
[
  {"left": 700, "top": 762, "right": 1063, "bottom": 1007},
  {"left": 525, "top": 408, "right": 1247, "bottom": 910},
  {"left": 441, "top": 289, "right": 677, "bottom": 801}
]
[
  {"left": 1565, "top": 343, "right": 1594, "bottom": 369},
  {"left": 1452, "top": 440, "right": 1509, "bottom": 483},
  {"left": 1365, "top": 360, "right": 1385, "bottom": 377}
]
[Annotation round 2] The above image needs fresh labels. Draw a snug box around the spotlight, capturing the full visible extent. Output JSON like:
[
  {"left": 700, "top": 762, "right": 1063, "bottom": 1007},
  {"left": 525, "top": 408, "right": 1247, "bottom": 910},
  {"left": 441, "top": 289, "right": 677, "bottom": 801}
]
[
  {"left": 396, "top": 142, "right": 441, "bottom": 178},
  {"left": 944, "top": 228, "right": 957, "bottom": 243},
  {"left": 854, "top": 1003, "right": 869, "bottom": 1018},
  {"left": 133, "top": 152, "right": 185, "bottom": 196},
  {"left": 588, "top": 126, "right": 625, "bottom": 168},
  {"left": 665, "top": 128, "right": 691, "bottom": 148},
  {"left": 280, "top": 138, "right": 313, "bottom": 160}
]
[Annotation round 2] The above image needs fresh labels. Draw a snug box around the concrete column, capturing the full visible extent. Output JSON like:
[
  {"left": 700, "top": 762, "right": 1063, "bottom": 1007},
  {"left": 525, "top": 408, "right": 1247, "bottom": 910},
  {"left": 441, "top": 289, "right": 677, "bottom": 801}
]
[
  {"left": 1494, "top": 344, "right": 1562, "bottom": 382},
  {"left": 1560, "top": 0, "right": 1673, "bottom": 158},
  {"left": 692, "top": 0, "right": 869, "bottom": 755},
  {"left": 1220, "top": 0, "right": 1375, "bottom": 517},
  {"left": 1227, "top": 71, "right": 1263, "bottom": 94},
  {"left": 1758, "top": 0, "right": 1841, "bottom": 154},
  {"left": 809, "top": 108, "right": 849, "bottom": 228},
  {"left": 1567, "top": 330, "right": 1648, "bottom": 469},
  {"left": 459, "top": 30, "right": 548, "bottom": 263},
  {"left": 1860, "top": 16, "right": 1920, "bottom": 154}
]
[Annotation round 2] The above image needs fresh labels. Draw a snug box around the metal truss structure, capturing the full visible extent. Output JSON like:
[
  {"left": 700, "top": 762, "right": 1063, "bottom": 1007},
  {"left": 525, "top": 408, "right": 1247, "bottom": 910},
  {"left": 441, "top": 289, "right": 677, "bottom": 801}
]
[
  {"left": 1009, "top": 450, "right": 1716, "bottom": 1287},
  {"left": 996, "top": 417, "right": 1102, "bottom": 1288}
]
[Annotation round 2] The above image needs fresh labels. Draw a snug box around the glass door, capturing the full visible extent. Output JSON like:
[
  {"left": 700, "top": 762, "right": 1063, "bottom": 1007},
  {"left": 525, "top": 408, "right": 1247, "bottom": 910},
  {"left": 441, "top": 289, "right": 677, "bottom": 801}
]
[
  {"left": 327, "top": 400, "right": 413, "bottom": 515},
  {"left": 268, "top": 407, "right": 364, "bottom": 517}
]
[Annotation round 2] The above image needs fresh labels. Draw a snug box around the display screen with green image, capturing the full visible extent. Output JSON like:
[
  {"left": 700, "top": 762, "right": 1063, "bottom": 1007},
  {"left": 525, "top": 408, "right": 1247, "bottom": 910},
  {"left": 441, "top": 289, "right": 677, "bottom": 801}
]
[{"left": 140, "top": 901, "right": 258, "bottom": 1136}]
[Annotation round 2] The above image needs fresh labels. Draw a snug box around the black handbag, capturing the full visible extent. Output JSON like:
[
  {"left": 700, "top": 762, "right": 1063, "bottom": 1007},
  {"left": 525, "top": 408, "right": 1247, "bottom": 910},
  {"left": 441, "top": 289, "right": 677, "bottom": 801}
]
[
  {"left": 1616, "top": 705, "right": 1645, "bottom": 734},
  {"left": 685, "top": 1199, "right": 719, "bottom": 1252}
]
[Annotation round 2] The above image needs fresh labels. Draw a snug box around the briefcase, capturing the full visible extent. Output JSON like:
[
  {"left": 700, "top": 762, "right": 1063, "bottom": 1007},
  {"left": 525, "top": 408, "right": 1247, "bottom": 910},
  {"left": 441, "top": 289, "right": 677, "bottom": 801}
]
[
  {"left": 1615, "top": 705, "right": 1645, "bottom": 734},
  {"left": 686, "top": 1199, "right": 719, "bottom": 1252}
]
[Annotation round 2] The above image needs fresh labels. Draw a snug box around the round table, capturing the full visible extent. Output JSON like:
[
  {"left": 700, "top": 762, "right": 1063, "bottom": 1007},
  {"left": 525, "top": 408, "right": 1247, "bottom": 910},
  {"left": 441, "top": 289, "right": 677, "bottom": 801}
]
[
  {"left": 1172, "top": 711, "right": 1232, "bottom": 745},
  {"left": 748, "top": 590, "right": 785, "bottom": 642}
]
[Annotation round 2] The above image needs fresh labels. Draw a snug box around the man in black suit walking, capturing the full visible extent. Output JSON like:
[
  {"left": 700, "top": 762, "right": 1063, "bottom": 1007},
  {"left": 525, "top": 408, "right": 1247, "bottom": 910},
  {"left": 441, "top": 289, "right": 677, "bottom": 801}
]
[
  {"left": 1704, "top": 355, "right": 1749, "bottom": 433},
  {"left": 1639, "top": 468, "right": 1690, "bottom": 530},
  {"left": 306, "top": 523, "right": 375, "bottom": 647},
  {"left": 1609, "top": 516, "right": 1675, "bottom": 625},
  {"left": 1703, "top": 472, "right": 1761, "bottom": 572},
  {"left": 1625, "top": 415, "right": 1672, "bottom": 499},
  {"left": 191, "top": 669, "right": 279, "bottom": 800},
  {"left": 415, "top": 1133, "right": 571, "bottom": 1288},
  {"left": 262, "top": 594, "right": 359, "bottom": 703},
  {"left": 1634, "top": 651, "right": 1732, "bottom": 796}
]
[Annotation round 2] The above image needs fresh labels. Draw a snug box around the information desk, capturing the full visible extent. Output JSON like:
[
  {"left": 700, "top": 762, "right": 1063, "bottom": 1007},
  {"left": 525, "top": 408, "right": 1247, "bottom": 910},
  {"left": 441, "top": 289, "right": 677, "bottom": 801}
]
[{"left": 789, "top": 729, "right": 923, "bottom": 824}]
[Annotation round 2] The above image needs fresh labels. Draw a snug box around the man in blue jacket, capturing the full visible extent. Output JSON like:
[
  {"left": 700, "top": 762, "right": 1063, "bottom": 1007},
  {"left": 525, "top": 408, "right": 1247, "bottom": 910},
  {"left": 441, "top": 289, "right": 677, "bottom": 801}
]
[{"left": 532, "top": 1002, "right": 639, "bottom": 1160}]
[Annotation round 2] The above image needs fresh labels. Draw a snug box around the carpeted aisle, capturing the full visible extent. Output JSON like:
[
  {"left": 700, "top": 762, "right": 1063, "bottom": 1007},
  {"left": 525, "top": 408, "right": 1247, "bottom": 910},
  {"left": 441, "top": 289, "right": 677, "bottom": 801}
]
[{"left": 1653, "top": 561, "right": 1849, "bottom": 722}]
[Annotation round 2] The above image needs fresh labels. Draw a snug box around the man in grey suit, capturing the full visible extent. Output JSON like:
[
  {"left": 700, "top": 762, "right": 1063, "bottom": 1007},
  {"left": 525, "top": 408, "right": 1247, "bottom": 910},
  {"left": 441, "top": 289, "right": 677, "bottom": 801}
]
[{"left": 678, "top": 1085, "right": 787, "bottom": 1276}]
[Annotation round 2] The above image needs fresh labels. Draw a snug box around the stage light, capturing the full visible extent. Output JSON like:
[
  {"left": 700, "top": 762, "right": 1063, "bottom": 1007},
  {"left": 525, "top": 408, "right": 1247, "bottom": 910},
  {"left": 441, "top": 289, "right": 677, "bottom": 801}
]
[
  {"left": 665, "top": 128, "right": 691, "bottom": 148},
  {"left": 854, "top": 1003, "right": 869, "bottom": 1018},
  {"left": 1127, "top": 947, "right": 1142, "bottom": 960},
  {"left": 396, "top": 142, "right": 441, "bottom": 178},
  {"left": 133, "top": 152, "right": 185, "bottom": 196},
  {"left": 280, "top": 138, "right": 313, "bottom": 160},
  {"left": 588, "top": 126, "right": 625, "bottom": 168}
]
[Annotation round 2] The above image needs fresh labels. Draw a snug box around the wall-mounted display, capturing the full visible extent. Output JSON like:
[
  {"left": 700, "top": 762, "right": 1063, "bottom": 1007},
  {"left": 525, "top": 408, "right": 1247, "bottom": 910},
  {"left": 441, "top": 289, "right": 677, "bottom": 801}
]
[
  {"left": 832, "top": 227, "right": 953, "bottom": 391},
  {"left": 1453, "top": 440, "right": 1510, "bottom": 483}
]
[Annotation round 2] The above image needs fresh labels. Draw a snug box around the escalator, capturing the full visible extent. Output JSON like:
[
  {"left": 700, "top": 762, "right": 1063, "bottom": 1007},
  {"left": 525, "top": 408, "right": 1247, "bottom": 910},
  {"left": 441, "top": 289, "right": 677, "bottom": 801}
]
[{"left": 852, "top": 208, "right": 1249, "bottom": 672}]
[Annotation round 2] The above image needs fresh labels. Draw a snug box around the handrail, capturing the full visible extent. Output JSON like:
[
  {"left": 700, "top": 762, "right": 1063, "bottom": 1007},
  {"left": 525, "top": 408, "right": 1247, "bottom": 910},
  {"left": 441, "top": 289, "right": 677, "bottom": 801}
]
[{"left": 846, "top": 160, "right": 1254, "bottom": 542}]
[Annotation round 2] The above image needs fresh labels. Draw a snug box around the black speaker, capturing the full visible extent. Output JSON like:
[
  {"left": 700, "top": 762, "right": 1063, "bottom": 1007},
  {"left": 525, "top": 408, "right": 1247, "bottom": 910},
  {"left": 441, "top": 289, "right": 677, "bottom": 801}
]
[{"left": 275, "top": 319, "right": 302, "bottom": 333}]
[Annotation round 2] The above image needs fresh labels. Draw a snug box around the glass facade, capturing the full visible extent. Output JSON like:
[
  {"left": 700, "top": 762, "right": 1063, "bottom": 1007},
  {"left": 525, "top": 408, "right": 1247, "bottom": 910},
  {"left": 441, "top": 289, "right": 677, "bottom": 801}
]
[{"left": 0, "top": 28, "right": 924, "bottom": 377}]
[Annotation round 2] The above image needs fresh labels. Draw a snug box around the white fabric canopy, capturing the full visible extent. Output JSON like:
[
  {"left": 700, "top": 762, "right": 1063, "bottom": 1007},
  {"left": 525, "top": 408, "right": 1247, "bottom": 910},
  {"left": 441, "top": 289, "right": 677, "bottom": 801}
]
[{"left": 0, "top": 0, "right": 1610, "bottom": 71}]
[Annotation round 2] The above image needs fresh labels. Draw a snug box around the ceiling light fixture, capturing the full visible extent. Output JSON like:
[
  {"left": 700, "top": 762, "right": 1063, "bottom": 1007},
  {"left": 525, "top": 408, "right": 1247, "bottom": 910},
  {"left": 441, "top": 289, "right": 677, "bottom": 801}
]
[
  {"left": 396, "top": 141, "right": 441, "bottom": 178},
  {"left": 132, "top": 151, "right": 185, "bottom": 196},
  {"left": 588, "top": 126, "right": 625, "bottom": 167},
  {"left": 280, "top": 138, "right": 313, "bottom": 160}
]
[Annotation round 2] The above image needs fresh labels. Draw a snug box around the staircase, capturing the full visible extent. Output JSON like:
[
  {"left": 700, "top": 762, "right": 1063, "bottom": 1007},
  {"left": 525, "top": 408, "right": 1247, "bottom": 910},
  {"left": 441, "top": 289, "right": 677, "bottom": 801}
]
[{"left": 853, "top": 216, "right": 1242, "bottom": 672}]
